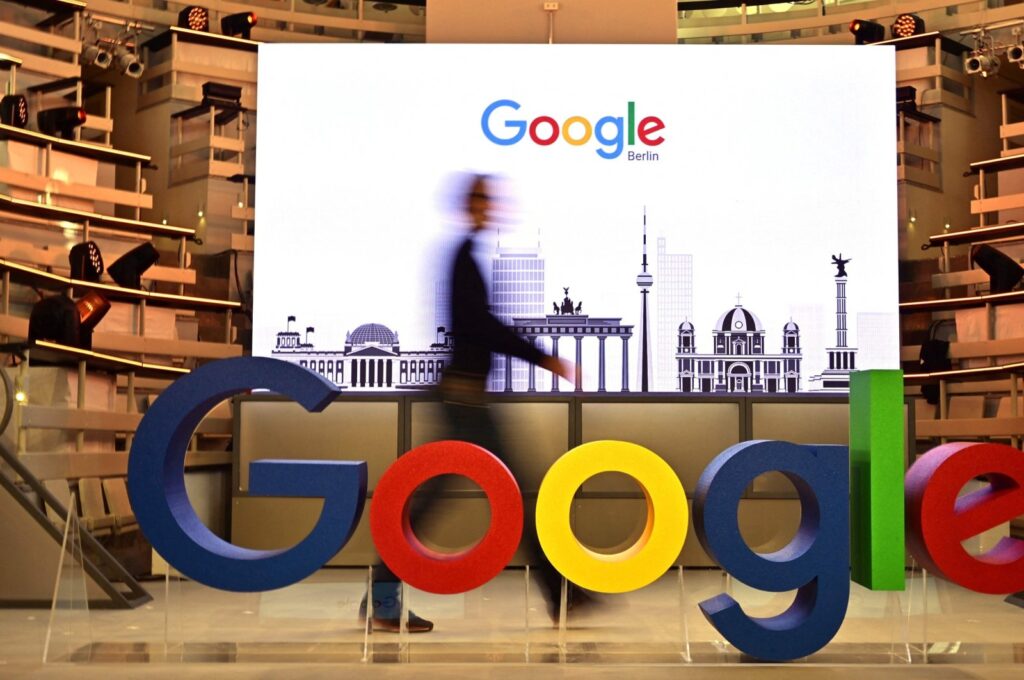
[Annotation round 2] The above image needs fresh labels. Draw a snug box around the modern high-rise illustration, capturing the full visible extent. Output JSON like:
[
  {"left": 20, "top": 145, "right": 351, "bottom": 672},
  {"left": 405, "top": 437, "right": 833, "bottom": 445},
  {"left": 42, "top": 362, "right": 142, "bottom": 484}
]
[
  {"left": 490, "top": 243, "right": 545, "bottom": 391},
  {"left": 636, "top": 210, "right": 653, "bottom": 392},
  {"left": 656, "top": 236, "right": 693, "bottom": 391}
]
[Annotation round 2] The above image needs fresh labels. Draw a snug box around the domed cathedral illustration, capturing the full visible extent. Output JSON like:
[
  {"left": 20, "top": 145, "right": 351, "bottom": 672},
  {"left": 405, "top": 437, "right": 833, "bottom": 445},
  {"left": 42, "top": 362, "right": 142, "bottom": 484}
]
[
  {"left": 676, "top": 301, "right": 802, "bottom": 393},
  {"left": 272, "top": 317, "right": 452, "bottom": 390}
]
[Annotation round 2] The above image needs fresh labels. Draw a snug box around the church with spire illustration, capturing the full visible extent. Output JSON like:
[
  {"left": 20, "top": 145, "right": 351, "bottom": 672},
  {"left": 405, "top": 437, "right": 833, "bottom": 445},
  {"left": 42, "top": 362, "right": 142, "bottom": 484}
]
[{"left": 675, "top": 294, "right": 803, "bottom": 394}]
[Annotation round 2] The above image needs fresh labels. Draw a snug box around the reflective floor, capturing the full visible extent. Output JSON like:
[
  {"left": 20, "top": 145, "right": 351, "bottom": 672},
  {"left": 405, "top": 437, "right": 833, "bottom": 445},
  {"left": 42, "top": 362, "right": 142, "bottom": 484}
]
[{"left": 2, "top": 567, "right": 1023, "bottom": 678}]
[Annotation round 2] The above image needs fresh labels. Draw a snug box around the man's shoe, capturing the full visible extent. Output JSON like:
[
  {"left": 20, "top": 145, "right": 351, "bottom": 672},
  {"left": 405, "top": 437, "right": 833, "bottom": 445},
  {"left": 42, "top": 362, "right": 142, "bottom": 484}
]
[
  {"left": 358, "top": 594, "right": 434, "bottom": 633},
  {"left": 366, "top": 611, "right": 434, "bottom": 633}
]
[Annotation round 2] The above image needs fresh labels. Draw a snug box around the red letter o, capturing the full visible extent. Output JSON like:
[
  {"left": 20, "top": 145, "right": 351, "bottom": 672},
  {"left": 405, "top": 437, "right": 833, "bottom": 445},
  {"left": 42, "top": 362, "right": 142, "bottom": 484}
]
[
  {"left": 529, "top": 116, "right": 559, "bottom": 145},
  {"left": 369, "top": 441, "right": 523, "bottom": 594}
]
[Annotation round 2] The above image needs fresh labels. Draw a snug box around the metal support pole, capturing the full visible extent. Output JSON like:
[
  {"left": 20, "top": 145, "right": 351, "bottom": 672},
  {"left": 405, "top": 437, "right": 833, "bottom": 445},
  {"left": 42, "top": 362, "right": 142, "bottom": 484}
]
[{"left": 598, "top": 336, "right": 606, "bottom": 393}]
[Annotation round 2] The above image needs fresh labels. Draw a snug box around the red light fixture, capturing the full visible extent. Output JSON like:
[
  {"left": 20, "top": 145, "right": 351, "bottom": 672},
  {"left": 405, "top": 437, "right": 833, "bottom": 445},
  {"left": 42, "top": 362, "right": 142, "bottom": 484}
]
[
  {"left": 849, "top": 19, "right": 885, "bottom": 45},
  {"left": 221, "top": 12, "right": 257, "bottom": 40},
  {"left": 37, "top": 106, "right": 86, "bottom": 139}
]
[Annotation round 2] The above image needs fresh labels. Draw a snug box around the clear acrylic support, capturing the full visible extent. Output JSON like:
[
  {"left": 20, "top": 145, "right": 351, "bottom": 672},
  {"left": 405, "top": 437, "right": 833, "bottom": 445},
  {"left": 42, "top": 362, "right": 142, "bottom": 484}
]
[
  {"left": 361, "top": 566, "right": 372, "bottom": 662},
  {"left": 398, "top": 580, "right": 409, "bottom": 658},
  {"left": 712, "top": 570, "right": 732, "bottom": 654},
  {"left": 163, "top": 563, "right": 184, "bottom": 662},
  {"left": 43, "top": 492, "right": 92, "bottom": 663},
  {"left": 902, "top": 559, "right": 929, "bottom": 663},
  {"left": 162, "top": 564, "right": 369, "bottom": 662},
  {"left": 677, "top": 566, "right": 691, "bottom": 663},
  {"left": 557, "top": 575, "right": 568, "bottom": 658},
  {"left": 523, "top": 565, "right": 531, "bottom": 663}
]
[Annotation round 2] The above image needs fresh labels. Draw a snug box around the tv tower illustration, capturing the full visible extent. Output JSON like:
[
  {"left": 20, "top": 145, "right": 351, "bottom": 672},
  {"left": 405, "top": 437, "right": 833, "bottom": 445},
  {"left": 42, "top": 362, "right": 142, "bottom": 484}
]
[{"left": 636, "top": 208, "right": 653, "bottom": 392}]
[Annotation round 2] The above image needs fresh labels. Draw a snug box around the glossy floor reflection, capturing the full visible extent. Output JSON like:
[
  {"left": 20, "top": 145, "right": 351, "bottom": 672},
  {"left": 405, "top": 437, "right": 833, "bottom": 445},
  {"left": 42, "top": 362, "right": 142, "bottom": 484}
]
[{"left": 2, "top": 567, "right": 1023, "bottom": 677}]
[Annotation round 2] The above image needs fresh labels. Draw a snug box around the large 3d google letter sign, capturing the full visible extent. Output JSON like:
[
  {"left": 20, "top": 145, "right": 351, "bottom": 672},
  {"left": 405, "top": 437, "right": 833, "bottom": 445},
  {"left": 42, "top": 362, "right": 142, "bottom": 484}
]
[
  {"left": 126, "top": 357, "right": 367, "bottom": 592},
  {"left": 128, "top": 358, "right": 1024, "bottom": 661}
]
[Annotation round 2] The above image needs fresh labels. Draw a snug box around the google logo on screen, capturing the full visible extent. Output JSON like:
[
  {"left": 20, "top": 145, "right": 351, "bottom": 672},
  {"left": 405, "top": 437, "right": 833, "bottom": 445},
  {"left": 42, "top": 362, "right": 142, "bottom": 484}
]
[{"left": 481, "top": 99, "right": 665, "bottom": 160}]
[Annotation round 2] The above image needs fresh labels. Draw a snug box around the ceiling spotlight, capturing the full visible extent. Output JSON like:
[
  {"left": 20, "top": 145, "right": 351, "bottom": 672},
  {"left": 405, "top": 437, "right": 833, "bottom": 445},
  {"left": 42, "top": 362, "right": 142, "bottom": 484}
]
[
  {"left": 108, "top": 242, "right": 160, "bottom": 289},
  {"left": 69, "top": 241, "right": 104, "bottom": 282},
  {"left": 0, "top": 94, "right": 28, "bottom": 128},
  {"left": 115, "top": 47, "right": 144, "bottom": 79},
  {"left": 221, "top": 12, "right": 257, "bottom": 40},
  {"left": 28, "top": 289, "right": 109, "bottom": 351},
  {"left": 37, "top": 106, "right": 86, "bottom": 139},
  {"left": 179, "top": 6, "right": 210, "bottom": 31},
  {"left": 1009, "top": 44, "right": 1024, "bottom": 66},
  {"left": 965, "top": 51, "right": 1000, "bottom": 78},
  {"left": 849, "top": 19, "right": 885, "bottom": 45},
  {"left": 972, "top": 244, "right": 1024, "bottom": 294},
  {"left": 891, "top": 14, "right": 925, "bottom": 39},
  {"left": 82, "top": 44, "right": 113, "bottom": 70},
  {"left": 29, "top": 295, "right": 82, "bottom": 348},
  {"left": 75, "top": 289, "right": 111, "bottom": 349}
]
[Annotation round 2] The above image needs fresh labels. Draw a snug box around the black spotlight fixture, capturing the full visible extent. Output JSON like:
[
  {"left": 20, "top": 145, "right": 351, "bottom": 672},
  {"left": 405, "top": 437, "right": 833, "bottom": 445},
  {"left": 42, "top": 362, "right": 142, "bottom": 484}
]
[
  {"left": 1008, "top": 44, "right": 1024, "bottom": 66},
  {"left": 29, "top": 295, "right": 82, "bottom": 348},
  {"left": 849, "top": 19, "right": 886, "bottom": 45},
  {"left": 69, "top": 241, "right": 104, "bottom": 282},
  {"left": 965, "top": 51, "right": 1001, "bottom": 78},
  {"left": 75, "top": 290, "right": 111, "bottom": 349},
  {"left": 0, "top": 93, "right": 28, "bottom": 128},
  {"left": 115, "top": 47, "right": 144, "bottom": 79},
  {"left": 108, "top": 242, "right": 160, "bottom": 289},
  {"left": 221, "top": 12, "right": 257, "bottom": 40},
  {"left": 81, "top": 43, "right": 113, "bottom": 70},
  {"left": 972, "top": 244, "right": 1024, "bottom": 294},
  {"left": 28, "top": 289, "right": 110, "bottom": 350},
  {"left": 37, "top": 106, "right": 86, "bottom": 140},
  {"left": 178, "top": 6, "right": 210, "bottom": 32},
  {"left": 891, "top": 13, "right": 925, "bottom": 39}
]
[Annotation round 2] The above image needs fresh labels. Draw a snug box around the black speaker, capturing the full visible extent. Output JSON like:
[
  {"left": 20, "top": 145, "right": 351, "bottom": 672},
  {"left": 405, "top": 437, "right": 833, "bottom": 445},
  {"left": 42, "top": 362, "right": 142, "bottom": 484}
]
[
  {"left": 972, "top": 244, "right": 1024, "bottom": 294},
  {"left": 108, "top": 242, "right": 159, "bottom": 289}
]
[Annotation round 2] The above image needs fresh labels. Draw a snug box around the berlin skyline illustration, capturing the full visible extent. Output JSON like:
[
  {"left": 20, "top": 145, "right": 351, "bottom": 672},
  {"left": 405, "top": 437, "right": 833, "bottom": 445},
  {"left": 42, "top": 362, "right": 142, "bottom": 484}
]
[{"left": 271, "top": 212, "right": 887, "bottom": 393}]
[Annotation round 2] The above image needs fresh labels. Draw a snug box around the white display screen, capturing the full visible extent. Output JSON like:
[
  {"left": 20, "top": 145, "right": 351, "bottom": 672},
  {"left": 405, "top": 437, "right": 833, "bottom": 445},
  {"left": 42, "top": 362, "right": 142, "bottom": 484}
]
[{"left": 254, "top": 44, "right": 898, "bottom": 394}]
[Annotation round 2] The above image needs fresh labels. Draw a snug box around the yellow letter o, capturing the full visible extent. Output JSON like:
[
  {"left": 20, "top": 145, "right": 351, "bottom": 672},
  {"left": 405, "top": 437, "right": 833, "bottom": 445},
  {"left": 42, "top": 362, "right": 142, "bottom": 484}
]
[
  {"left": 561, "top": 116, "right": 593, "bottom": 146},
  {"left": 535, "top": 440, "right": 688, "bottom": 593}
]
